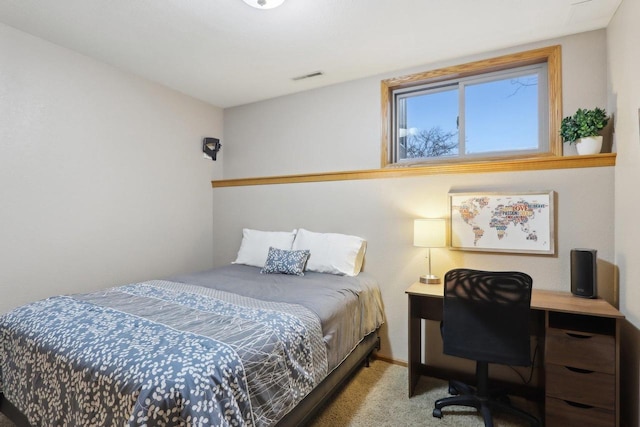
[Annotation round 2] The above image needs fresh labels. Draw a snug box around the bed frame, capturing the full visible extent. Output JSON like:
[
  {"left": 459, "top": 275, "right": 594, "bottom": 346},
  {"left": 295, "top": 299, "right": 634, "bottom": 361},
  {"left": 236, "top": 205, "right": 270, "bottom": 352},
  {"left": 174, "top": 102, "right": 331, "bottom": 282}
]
[
  {"left": 0, "top": 330, "right": 380, "bottom": 427},
  {"left": 277, "top": 330, "right": 380, "bottom": 426}
]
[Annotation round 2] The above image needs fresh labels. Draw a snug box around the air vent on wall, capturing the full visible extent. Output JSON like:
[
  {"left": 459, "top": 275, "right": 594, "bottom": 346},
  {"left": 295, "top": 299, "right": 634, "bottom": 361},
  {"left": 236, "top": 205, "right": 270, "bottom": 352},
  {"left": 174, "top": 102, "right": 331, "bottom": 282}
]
[{"left": 292, "top": 71, "right": 324, "bottom": 81}]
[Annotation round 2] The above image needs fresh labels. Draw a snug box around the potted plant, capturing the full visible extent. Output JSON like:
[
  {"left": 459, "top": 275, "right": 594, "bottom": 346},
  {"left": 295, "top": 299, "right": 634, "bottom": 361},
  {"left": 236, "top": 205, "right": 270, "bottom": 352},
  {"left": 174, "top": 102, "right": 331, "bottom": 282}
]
[{"left": 560, "top": 107, "right": 609, "bottom": 155}]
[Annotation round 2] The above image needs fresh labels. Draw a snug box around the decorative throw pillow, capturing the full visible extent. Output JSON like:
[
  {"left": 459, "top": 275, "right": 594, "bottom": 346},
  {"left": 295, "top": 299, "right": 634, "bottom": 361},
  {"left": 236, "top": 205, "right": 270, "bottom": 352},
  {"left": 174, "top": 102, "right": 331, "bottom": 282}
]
[{"left": 261, "top": 247, "right": 310, "bottom": 276}]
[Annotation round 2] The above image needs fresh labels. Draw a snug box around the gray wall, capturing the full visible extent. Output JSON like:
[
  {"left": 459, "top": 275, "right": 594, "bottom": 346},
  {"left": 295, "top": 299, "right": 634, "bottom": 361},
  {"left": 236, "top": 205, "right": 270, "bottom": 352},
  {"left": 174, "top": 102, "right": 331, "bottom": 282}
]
[
  {"left": 218, "top": 30, "right": 615, "bottom": 367},
  {"left": 608, "top": 0, "right": 640, "bottom": 425},
  {"left": 0, "top": 23, "right": 224, "bottom": 313}
]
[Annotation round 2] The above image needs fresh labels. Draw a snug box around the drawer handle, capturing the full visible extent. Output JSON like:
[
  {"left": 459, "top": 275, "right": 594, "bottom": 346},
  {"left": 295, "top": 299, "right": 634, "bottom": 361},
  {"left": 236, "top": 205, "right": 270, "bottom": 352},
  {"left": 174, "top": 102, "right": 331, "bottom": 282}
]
[
  {"left": 564, "top": 400, "right": 594, "bottom": 409},
  {"left": 565, "top": 366, "right": 594, "bottom": 374},
  {"left": 565, "top": 332, "right": 593, "bottom": 339}
]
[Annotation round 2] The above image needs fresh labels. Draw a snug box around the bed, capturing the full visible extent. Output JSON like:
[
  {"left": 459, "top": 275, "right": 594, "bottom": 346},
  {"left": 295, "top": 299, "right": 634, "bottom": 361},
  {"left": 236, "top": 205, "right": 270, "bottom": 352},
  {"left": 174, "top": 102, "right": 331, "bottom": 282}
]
[{"left": 0, "top": 262, "right": 385, "bottom": 426}]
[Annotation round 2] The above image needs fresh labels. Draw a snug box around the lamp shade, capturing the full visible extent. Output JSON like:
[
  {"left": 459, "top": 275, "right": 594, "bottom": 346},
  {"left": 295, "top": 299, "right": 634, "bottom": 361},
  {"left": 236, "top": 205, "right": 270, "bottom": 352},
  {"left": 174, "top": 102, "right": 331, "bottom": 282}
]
[{"left": 414, "top": 219, "right": 446, "bottom": 248}]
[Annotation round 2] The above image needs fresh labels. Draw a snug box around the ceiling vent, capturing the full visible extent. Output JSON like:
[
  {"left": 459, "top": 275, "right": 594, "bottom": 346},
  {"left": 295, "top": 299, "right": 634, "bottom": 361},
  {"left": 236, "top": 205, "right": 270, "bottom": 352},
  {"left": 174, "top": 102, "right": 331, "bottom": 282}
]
[{"left": 292, "top": 71, "right": 324, "bottom": 81}]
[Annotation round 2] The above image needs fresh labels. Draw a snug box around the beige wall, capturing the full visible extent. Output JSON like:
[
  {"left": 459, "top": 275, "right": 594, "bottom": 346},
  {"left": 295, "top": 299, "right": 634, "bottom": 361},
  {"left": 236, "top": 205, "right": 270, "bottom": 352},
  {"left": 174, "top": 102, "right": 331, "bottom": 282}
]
[
  {"left": 0, "top": 23, "right": 224, "bottom": 313},
  {"left": 608, "top": 0, "right": 640, "bottom": 425},
  {"left": 212, "top": 168, "right": 615, "bottom": 365},
  {"left": 218, "top": 30, "right": 615, "bottom": 370},
  {"left": 223, "top": 30, "right": 608, "bottom": 177}
]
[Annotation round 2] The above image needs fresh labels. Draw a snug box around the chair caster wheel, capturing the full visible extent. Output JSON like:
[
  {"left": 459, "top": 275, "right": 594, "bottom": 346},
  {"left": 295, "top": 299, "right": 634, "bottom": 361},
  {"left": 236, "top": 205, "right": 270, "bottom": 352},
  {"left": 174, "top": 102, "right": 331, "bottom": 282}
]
[
  {"left": 433, "top": 408, "right": 443, "bottom": 418},
  {"left": 498, "top": 395, "right": 511, "bottom": 404}
]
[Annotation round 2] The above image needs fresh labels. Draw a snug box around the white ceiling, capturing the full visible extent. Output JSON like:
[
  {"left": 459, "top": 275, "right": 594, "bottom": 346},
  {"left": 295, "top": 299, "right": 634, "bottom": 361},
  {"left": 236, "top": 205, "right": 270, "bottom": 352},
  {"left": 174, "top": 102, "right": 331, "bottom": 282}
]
[{"left": 0, "top": 0, "right": 622, "bottom": 108}]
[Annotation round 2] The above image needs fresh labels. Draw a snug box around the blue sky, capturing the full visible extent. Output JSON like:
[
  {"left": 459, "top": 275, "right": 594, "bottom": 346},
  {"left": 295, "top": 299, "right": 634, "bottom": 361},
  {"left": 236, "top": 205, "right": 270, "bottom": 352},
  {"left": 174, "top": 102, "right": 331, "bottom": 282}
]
[{"left": 405, "top": 74, "right": 539, "bottom": 156}]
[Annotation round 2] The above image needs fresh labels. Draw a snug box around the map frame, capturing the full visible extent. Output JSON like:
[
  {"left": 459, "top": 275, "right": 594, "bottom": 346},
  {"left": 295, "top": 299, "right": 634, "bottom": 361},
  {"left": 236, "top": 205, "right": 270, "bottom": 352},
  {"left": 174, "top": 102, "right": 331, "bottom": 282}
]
[{"left": 448, "top": 191, "right": 555, "bottom": 255}]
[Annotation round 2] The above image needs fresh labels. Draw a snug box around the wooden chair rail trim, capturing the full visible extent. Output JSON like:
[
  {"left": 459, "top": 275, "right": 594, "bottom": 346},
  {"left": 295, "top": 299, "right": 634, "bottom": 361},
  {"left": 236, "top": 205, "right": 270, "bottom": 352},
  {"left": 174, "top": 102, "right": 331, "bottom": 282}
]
[{"left": 211, "top": 153, "right": 616, "bottom": 188}]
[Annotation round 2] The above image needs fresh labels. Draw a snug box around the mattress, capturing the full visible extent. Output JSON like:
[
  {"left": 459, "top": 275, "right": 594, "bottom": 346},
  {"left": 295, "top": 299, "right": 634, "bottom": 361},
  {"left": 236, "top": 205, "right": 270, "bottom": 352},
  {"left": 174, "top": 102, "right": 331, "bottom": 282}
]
[{"left": 0, "top": 264, "right": 385, "bottom": 426}]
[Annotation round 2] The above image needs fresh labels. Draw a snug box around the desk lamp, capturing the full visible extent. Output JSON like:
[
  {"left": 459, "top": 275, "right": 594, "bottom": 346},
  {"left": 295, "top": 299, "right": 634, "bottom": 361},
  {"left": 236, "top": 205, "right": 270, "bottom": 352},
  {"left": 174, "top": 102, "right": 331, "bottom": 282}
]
[{"left": 414, "top": 218, "right": 446, "bottom": 284}]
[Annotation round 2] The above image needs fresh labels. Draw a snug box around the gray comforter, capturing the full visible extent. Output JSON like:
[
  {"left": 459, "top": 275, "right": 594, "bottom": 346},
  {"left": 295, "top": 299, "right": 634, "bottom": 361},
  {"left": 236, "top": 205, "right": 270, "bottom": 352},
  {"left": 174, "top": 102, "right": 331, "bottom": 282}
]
[
  {"left": 170, "top": 264, "right": 385, "bottom": 371},
  {"left": 0, "top": 265, "right": 385, "bottom": 426}
]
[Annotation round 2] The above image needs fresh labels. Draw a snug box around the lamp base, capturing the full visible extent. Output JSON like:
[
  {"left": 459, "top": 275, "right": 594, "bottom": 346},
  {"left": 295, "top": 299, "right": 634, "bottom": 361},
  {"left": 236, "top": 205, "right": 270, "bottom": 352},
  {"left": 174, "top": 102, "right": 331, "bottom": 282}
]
[{"left": 420, "top": 275, "right": 441, "bottom": 285}]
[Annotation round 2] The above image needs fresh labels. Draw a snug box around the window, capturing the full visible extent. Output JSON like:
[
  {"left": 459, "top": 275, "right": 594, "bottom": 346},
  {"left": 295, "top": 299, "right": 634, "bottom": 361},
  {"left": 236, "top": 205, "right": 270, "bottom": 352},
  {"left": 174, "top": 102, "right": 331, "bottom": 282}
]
[{"left": 381, "top": 46, "right": 562, "bottom": 167}]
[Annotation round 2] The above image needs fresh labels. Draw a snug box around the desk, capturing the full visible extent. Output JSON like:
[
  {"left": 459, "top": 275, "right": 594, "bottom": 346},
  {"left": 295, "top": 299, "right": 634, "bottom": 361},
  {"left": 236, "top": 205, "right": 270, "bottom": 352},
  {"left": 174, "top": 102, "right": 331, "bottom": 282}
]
[{"left": 406, "top": 282, "right": 624, "bottom": 427}]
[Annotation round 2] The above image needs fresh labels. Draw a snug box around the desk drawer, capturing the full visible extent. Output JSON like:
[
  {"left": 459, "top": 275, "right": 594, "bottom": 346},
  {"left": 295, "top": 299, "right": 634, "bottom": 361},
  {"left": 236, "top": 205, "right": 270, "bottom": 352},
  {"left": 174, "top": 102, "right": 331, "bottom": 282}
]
[
  {"left": 546, "top": 397, "right": 614, "bottom": 427},
  {"left": 546, "top": 327, "right": 615, "bottom": 374},
  {"left": 546, "top": 363, "right": 615, "bottom": 409}
]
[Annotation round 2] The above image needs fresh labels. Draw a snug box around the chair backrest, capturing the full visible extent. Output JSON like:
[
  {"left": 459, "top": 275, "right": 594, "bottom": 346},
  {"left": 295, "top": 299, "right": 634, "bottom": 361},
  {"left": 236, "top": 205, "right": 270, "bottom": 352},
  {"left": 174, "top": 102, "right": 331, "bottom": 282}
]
[{"left": 442, "top": 268, "right": 532, "bottom": 367}]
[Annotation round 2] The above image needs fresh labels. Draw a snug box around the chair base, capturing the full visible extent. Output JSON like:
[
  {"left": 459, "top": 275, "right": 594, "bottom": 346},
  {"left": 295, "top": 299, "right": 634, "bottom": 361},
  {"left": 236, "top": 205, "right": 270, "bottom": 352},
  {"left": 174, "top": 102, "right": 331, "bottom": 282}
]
[{"left": 432, "top": 363, "right": 540, "bottom": 427}]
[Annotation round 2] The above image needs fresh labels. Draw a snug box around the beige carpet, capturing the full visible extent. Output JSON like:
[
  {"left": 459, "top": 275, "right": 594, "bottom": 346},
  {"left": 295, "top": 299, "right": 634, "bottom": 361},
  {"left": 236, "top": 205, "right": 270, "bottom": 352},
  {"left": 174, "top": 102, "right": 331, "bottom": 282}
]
[
  {"left": 0, "top": 359, "right": 541, "bottom": 426},
  {"left": 0, "top": 410, "right": 12, "bottom": 427},
  {"left": 308, "top": 359, "right": 540, "bottom": 426}
]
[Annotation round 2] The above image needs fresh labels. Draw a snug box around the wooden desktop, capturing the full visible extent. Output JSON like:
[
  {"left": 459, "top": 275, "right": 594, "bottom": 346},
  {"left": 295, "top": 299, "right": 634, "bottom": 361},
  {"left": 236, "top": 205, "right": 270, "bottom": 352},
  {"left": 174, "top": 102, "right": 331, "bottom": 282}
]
[{"left": 406, "top": 282, "right": 624, "bottom": 427}]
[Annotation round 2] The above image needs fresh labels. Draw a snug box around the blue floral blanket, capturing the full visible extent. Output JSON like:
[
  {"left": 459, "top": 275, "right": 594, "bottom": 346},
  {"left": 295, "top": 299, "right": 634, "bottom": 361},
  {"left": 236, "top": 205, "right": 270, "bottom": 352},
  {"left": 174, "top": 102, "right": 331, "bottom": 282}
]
[{"left": 0, "top": 280, "right": 327, "bottom": 426}]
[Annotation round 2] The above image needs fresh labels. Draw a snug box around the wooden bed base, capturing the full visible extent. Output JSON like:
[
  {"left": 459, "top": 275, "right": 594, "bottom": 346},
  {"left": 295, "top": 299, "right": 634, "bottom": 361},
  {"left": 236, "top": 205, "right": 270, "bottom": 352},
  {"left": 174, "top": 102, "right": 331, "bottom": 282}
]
[
  {"left": 0, "top": 391, "right": 29, "bottom": 427},
  {"left": 0, "top": 330, "right": 380, "bottom": 427},
  {"left": 277, "top": 329, "right": 380, "bottom": 426}
]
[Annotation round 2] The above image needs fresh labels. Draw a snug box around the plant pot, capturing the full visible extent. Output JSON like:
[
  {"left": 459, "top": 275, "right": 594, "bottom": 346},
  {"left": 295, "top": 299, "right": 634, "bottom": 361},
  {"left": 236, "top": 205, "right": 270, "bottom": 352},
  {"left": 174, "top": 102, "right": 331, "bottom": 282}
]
[{"left": 575, "top": 136, "right": 603, "bottom": 155}]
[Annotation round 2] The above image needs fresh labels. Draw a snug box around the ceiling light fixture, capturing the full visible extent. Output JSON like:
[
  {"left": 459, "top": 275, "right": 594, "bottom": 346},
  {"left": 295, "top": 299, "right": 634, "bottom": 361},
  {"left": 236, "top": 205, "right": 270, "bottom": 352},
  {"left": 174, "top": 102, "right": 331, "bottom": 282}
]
[{"left": 242, "top": 0, "right": 285, "bottom": 9}]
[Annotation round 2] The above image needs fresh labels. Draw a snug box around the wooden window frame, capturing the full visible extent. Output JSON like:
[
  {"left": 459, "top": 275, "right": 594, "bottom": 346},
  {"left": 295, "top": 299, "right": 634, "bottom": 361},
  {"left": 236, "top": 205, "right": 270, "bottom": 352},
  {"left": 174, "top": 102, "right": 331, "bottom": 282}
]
[{"left": 380, "top": 45, "right": 563, "bottom": 168}]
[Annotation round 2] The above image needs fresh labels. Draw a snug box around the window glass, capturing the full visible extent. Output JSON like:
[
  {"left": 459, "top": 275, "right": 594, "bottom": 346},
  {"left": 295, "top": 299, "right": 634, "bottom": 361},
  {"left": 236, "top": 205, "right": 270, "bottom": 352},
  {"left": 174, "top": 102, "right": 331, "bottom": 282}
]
[
  {"left": 465, "top": 72, "right": 540, "bottom": 155},
  {"left": 394, "top": 65, "right": 546, "bottom": 163},
  {"left": 400, "top": 87, "right": 459, "bottom": 161}
]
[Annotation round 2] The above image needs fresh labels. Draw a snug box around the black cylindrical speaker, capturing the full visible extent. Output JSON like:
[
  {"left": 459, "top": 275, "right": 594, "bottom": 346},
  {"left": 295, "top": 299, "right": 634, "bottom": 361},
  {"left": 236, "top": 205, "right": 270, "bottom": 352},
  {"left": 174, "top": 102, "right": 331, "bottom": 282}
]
[{"left": 570, "top": 249, "right": 597, "bottom": 298}]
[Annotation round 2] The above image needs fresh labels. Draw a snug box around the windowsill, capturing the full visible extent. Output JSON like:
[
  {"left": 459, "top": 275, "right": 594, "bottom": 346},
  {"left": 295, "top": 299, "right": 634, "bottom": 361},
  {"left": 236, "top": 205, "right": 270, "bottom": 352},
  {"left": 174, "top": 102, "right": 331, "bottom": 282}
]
[{"left": 210, "top": 153, "right": 616, "bottom": 188}]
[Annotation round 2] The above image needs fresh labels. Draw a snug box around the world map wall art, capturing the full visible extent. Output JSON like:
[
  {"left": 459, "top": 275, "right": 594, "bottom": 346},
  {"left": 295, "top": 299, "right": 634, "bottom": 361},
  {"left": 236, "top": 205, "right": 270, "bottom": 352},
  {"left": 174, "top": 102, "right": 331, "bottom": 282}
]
[{"left": 449, "top": 191, "right": 555, "bottom": 255}]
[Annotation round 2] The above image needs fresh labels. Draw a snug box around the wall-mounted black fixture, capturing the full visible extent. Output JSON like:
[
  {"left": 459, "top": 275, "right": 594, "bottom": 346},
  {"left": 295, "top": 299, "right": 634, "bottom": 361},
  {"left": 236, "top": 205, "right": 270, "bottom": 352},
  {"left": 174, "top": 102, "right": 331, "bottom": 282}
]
[{"left": 202, "top": 137, "right": 221, "bottom": 160}]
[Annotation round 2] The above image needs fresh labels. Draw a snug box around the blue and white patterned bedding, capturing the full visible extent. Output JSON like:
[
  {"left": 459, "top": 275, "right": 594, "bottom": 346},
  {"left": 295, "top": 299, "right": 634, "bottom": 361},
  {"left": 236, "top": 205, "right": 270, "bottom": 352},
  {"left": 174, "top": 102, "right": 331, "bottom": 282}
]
[{"left": 0, "top": 280, "right": 328, "bottom": 426}]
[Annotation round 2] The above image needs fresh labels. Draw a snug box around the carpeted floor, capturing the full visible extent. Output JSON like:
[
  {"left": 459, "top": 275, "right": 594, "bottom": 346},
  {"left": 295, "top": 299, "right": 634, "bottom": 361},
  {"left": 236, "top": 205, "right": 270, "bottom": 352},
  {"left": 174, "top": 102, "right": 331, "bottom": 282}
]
[
  {"left": 307, "top": 359, "right": 540, "bottom": 426},
  {"left": 0, "top": 410, "right": 13, "bottom": 427},
  {"left": 0, "top": 359, "right": 541, "bottom": 426}
]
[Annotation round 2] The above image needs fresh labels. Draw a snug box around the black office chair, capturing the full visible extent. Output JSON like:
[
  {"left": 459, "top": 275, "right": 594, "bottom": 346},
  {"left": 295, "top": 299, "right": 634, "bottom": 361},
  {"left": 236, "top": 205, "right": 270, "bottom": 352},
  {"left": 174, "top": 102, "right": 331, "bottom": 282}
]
[{"left": 433, "top": 268, "right": 540, "bottom": 427}]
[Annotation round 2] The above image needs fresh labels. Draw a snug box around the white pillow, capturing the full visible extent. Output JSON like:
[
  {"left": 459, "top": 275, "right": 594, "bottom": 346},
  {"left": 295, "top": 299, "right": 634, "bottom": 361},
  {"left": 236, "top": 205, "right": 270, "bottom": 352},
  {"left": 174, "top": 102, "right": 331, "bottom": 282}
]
[
  {"left": 233, "top": 229, "right": 297, "bottom": 268},
  {"left": 292, "top": 228, "right": 366, "bottom": 276}
]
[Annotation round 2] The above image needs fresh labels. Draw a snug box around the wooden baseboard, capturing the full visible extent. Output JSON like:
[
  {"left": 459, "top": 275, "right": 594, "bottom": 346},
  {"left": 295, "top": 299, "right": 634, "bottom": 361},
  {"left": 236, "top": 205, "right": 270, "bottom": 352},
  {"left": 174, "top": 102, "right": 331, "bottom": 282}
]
[{"left": 372, "top": 354, "right": 408, "bottom": 367}]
